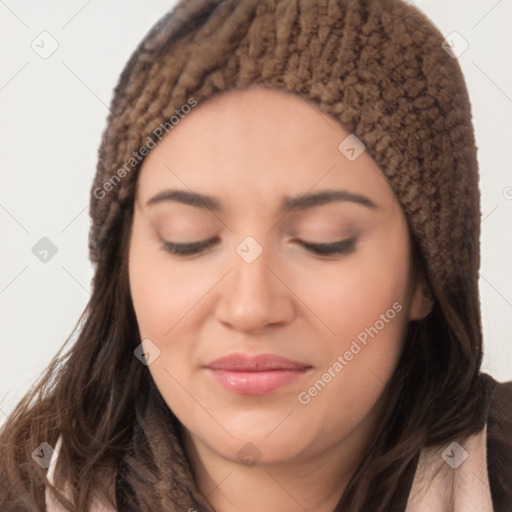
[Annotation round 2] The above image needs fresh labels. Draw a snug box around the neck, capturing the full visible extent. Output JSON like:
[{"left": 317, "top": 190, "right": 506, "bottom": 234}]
[{"left": 180, "top": 404, "right": 382, "bottom": 512}]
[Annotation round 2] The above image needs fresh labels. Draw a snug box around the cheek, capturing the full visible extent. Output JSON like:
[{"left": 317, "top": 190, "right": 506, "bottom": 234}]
[
  {"left": 295, "top": 229, "right": 412, "bottom": 410},
  {"left": 128, "top": 237, "right": 205, "bottom": 414},
  {"left": 304, "top": 240, "right": 411, "bottom": 346},
  {"left": 128, "top": 225, "right": 223, "bottom": 415},
  {"left": 128, "top": 227, "right": 207, "bottom": 340}
]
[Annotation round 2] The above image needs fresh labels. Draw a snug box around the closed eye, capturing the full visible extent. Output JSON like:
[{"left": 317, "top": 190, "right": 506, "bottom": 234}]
[
  {"left": 298, "top": 238, "right": 356, "bottom": 256},
  {"left": 161, "top": 237, "right": 218, "bottom": 256}
]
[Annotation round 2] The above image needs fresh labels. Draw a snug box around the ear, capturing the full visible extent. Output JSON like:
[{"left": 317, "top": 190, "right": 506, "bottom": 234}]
[{"left": 408, "top": 277, "right": 435, "bottom": 321}]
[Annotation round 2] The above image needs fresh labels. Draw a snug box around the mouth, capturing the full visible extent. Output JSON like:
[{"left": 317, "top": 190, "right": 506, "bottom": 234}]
[{"left": 204, "top": 353, "right": 313, "bottom": 395}]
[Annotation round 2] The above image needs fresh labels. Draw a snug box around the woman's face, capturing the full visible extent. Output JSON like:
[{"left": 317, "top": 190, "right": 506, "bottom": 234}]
[{"left": 128, "top": 86, "right": 431, "bottom": 466}]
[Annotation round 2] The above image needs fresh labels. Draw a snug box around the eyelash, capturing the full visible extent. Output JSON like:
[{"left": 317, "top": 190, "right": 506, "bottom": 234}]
[{"left": 161, "top": 237, "right": 356, "bottom": 257}]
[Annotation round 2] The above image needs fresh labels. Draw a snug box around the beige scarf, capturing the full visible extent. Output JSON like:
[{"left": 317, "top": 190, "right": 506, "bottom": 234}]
[{"left": 45, "top": 424, "right": 493, "bottom": 512}]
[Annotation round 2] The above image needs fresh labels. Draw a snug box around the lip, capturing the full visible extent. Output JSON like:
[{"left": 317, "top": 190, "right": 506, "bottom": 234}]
[{"left": 204, "top": 353, "right": 312, "bottom": 395}]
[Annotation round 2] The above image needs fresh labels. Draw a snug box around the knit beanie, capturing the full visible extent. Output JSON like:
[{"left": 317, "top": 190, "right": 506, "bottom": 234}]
[{"left": 85, "top": 0, "right": 483, "bottom": 509}]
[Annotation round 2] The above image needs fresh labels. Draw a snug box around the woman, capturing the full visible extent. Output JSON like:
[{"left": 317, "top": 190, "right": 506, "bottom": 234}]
[{"left": 1, "top": 0, "right": 511, "bottom": 511}]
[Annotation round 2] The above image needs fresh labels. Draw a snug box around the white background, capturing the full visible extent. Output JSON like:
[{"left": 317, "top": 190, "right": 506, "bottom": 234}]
[{"left": 1, "top": 0, "right": 511, "bottom": 425}]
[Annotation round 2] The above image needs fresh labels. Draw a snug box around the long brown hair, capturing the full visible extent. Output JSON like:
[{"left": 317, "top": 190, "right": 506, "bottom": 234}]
[{"left": 0, "top": 0, "right": 489, "bottom": 510}]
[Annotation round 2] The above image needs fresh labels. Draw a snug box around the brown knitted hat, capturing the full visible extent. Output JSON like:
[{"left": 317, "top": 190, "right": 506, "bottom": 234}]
[{"left": 90, "top": 0, "right": 481, "bottom": 379}]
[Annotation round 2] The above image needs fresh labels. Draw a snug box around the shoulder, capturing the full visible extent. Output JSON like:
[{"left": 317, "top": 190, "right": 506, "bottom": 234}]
[{"left": 481, "top": 373, "right": 512, "bottom": 512}]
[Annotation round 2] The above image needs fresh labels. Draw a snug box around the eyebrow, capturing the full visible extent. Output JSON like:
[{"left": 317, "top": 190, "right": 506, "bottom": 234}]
[{"left": 145, "top": 188, "right": 378, "bottom": 213}]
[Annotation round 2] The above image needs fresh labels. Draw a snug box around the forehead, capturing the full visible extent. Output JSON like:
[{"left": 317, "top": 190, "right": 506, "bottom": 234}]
[{"left": 135, "top": 86, "right": 395, "bottom": 210}]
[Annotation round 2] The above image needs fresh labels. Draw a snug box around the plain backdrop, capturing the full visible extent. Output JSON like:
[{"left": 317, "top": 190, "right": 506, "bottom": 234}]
[{"left": 1, "top": 0, "right": 511, "bottom": 425}]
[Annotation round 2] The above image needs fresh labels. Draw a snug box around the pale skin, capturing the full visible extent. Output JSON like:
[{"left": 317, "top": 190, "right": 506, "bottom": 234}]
[{"left": 128, "top": 86, "right": 433, "bottom": 512}]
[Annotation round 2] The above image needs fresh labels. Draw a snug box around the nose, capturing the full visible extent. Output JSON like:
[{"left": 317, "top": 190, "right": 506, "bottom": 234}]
[{"left": 214, "top": 243, "right": 295, "bottom": 334}]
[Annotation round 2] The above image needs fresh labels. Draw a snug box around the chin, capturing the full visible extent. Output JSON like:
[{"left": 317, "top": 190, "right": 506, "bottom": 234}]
[
  {"left": 191, "top": 418, "right": 313, "bottom": 465},
  {"left": 218, "top": 437, "right": 306, "bottom": 467}
]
